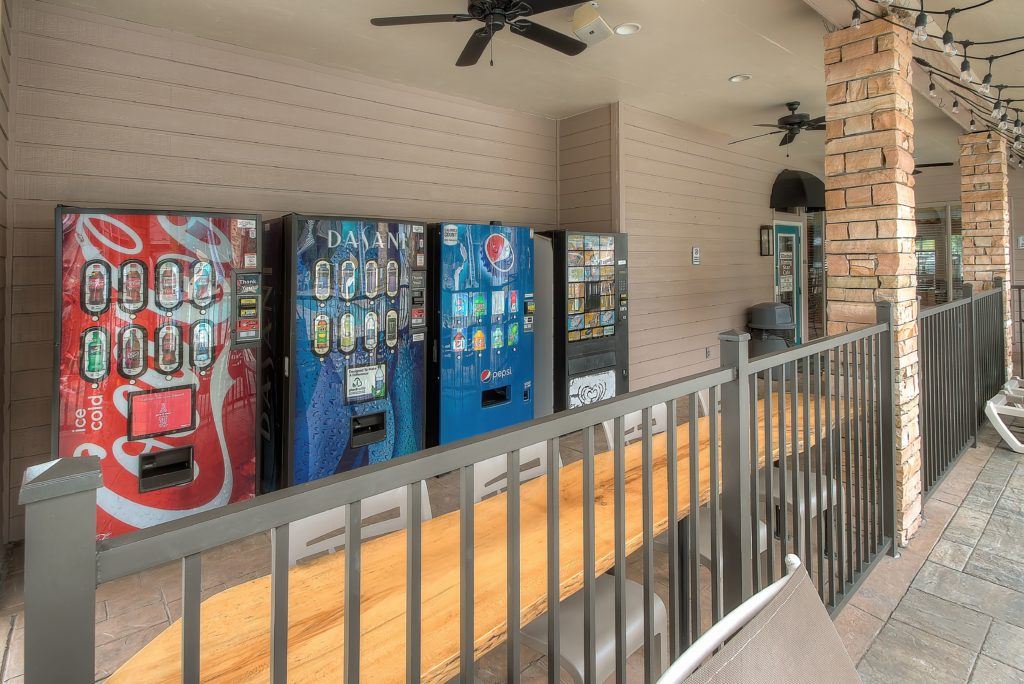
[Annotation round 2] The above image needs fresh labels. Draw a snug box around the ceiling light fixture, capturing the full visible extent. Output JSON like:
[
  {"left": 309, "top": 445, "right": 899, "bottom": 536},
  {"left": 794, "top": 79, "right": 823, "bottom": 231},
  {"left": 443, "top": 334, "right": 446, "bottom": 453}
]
[
  {"left": 614, "top": 22, "right": 641, "bottom": 36},
  {"left": 728, "top": 74, "right": 752, "bottom": 83}
]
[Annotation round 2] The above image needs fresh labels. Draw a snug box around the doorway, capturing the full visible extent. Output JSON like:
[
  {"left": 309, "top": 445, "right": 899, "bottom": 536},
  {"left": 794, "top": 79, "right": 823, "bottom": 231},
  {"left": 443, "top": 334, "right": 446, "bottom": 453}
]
[{"left": 774, "top": 221, "right": 803, "bottom": 344}]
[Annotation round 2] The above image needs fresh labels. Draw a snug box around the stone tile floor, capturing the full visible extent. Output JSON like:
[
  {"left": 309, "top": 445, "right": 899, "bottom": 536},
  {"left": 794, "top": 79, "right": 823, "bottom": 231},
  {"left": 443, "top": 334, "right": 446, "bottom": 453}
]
[{"left": 835, "top": 425, "right": 1024, "bottom": 683}]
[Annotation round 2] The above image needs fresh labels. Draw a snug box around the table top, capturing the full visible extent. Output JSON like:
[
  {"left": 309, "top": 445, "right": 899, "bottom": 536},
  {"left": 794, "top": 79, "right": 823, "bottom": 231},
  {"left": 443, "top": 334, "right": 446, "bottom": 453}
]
[{"left": 111, "top": 396, "right": 823, "bottom": 683}]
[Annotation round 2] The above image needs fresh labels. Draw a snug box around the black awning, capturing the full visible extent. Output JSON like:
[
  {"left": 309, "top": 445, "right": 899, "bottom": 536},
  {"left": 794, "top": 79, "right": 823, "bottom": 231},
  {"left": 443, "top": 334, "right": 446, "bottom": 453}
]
[{"left": 770, "top": 169, "right": 825, "bottom": 212}]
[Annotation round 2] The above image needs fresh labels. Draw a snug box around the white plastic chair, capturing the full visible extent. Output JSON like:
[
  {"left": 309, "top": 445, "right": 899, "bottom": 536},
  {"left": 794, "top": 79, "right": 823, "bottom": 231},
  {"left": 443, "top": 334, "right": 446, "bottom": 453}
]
[
  {"left": 288, "top": 482, "right": 432, "bottom": 566},
  {"left": 761, "top": 466, "right": 843, "bottom": 557},
  {"left": 697, "top": 513, "right": 769, "bottom": 569},
  {"left": 474, "top": 442, "right": 669, "bottom": 684},
  {"left": 986, "top": 393, "right": 1024, "bottom": 453},
  {"left": 600, "top": 403, "right": 669, "bottom": 449}
]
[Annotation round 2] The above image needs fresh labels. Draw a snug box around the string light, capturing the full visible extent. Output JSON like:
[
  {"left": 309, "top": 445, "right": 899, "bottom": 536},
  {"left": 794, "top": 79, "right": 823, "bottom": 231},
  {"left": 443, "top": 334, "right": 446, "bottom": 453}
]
[
  {"left": 852, "top": 7, "right": 862, "bottom": 28},
  {"left": 913, "top": 7, "right": 929, "bottom": 43},
  {"left": 1000, "top": 112, "right": 1011, "bottom": 130},
  {"left": 1014, "top": 135, "right": 1022, "bottom": 151},
  {"left": 929, "top": 79, "right": 937, "bottom": 97},
  {"left": 970, "top": 114, "right": 977, "bottom": 130},
  {"left": 952, "top": 97, "right": 960, "bottom": 113},
  {"left": 1015, "top": 115, "right": 1023, "bottom": 136},
  {"left": 960, "top": 55, "right": 973, "bottom": 82}
]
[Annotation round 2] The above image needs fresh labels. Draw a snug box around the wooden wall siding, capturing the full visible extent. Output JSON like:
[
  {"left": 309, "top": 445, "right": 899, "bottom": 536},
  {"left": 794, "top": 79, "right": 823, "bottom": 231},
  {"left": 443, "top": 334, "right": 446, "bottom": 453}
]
[
  {"left": 0, "top": 0, "right": 10, "bottom": 545},
  {"left": 3, "top": 0, "right": 559, "bottom": 539},
  {"left": 558, "top": 105, "right": 614, "bottom": 232},
  {"left": 618, "top": 104, "right": 781, "bottom": 388}
]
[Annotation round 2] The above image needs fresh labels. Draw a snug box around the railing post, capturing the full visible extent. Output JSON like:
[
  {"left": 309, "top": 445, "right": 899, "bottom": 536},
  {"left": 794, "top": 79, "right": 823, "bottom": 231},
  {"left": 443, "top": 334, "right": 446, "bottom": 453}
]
[
  {"left": 719, "top": 330, "right": 752, "bottom": 609},
  {"left": 963, "top": 284, "right": 978, "bottom": 447},
  {"left": 18, "top": 457, "right": 101, "bottom": 682},
  {"left": 875, "top": 303, "right": 897, "bottom": 556},
  {"left": 995, "top": 275, "right": 1009, "bottom": 386}
]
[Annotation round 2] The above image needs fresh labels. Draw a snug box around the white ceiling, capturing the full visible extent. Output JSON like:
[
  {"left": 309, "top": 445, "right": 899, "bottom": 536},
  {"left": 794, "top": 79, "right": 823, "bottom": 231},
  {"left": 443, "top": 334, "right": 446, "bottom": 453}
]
[{"left": 40, "top": 0, "right": 1015, "bottom": 171}]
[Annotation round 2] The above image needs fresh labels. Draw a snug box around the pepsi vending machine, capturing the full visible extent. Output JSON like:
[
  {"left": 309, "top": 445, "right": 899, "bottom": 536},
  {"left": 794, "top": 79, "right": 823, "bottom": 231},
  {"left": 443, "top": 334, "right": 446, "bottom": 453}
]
[
  {"left": 548, "top": 231, "right": 629, "bottom": 410},
  {"left": 54, "top": 207, "right": 262, "bottom": 539},
  {"left": 428, "top": 223, "right": 534, "bottom": 445},
  {"left": 262, "top": 215, "right": 428, "bottom": 487}
]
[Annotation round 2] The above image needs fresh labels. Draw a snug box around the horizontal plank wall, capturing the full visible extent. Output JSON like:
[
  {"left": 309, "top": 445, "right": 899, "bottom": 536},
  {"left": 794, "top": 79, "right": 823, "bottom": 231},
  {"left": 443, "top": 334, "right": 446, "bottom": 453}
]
[
  {"left": 618, "top": 104, "right": 787, "bottom": 388},
  {"left": 4, "top": 0, "right": 557, "bottom": 539},
  {"left": 558, "top": 105, "right": 614, "bottom": 233}
]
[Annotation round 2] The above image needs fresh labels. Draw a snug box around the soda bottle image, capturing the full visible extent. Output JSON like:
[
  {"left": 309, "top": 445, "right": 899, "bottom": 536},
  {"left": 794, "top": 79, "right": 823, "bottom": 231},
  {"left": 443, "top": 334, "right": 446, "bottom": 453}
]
[
  {"left": 453, "top": 329, "right": 466, "bottom": 352},
  {"left": 509, "top": 290, "right": 518, "bottom": 313},
  {"left": 193, "top": 321, "right": 213, "bottom": 368},
  {"left": 339, "top": 312, "right": 356, "bottom": 353},
  {"left": 365, "top": 311, "right": 379, "bottom": 350},
  {"left": 373, "top": 365, "right": 385, "bottom": 398},
  {"left": 314, "top": 260, "right": 332, "bottom": 301},
  {"left": 365, "top": 261, "right": 380, "bottom": 298},
  {"left": 472, "top": 292, "right": 487, "bottom": 318},
  {"left": 192, "top": 261, "right": 213, "bottom": 307},
  {"left": 492, "top": 326, "right": 504, "bottom": 349},
  {"left": 340, "top": 260, "right": 357, "bottom": 300},
  {"left": 385, "top": 309, "right": 398, "bottom": 348},
  {"left": 312, "top": 314, "right": 331, "bottom": 356},
  {"left": 82, "top": 328, "right": 107, "bottom": 381},
  {"left": 508, "top": 321, "right": 519, "bottom": 347},
  {"left": 121, "top": 326, "right": 145, "bottom": 377},
  {"left": 157, "top": 325, "right": 180, "bottom": 372},
  {"left": 453, "top": 293, "right": 468, "bottom": 319},
  {"left": 386, "top": 260, "right": 399, "bottom": 298},
  {"left": 120, "top": 262, "right": 144, "bottom": 311},
  {"left": 83, "top": 262, "right": 109, "bottom": 313},
  {"left": 472, "top": 328, "right": 486, "bottom": 351},
  {"left": 157, "top": 261, "right": 182, "bottom": 310}
]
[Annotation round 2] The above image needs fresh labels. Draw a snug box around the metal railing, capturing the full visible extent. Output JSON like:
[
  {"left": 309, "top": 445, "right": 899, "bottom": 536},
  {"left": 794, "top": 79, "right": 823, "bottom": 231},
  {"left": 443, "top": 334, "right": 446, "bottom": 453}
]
[
  {"left": 19, "top": 307, "right": 898, "bottom": 684},
  {"left": 919, "top": 279, "right": 1006, "bottom": 498}
]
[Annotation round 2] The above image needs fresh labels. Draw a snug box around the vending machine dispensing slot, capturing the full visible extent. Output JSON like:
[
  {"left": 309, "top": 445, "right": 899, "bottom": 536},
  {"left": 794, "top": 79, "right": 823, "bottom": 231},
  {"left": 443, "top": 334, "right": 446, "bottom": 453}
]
[
  {"left": 481, "top": 386, "right": 511, "bottom": 407},
  {"left": 350, "top": 412, "right": 386, "bottom": 448},
  {"left": 138, "top": 447, "right": 194, "bottom": 493}
]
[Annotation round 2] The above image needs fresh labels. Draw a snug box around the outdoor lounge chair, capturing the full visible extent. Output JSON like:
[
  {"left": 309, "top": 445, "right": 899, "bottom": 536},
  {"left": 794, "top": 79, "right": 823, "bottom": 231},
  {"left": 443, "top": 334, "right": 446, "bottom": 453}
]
[
  {"left": 656, "top": 555, "right": 858, "bottom": 684},
  {"left": 986, "top": 393, "right": 1024, "bottom": 453}
]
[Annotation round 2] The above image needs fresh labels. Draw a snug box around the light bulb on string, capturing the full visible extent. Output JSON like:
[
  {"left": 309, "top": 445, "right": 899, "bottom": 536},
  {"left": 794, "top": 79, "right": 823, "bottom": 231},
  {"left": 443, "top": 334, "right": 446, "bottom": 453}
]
[
  {"left": 852, "top": 7, "right": 861, "bottom": 28},
  {"left": 993, "top": 100, "right": 1003, "bottom": 118},
  {"left": 960, "top": 56, "right": 972, "bottom": 83},
  {"left": 981, "top": 61, "right": 993, "bottom": 95},
  {"left": 943, "top": 30, "right": 957, "bottom": 57},
  {"left": 952, "top": 98, "right": 960, "bottom": 114},
  {"left": 1014, "top": 135, "right": 1023, "bottom": 151},
  {"left": 913, "top": 10, "right": 929, "bottom": 43},
  {"left": 1000, "top": 113, "right": 1011, "bottom": 131},
  {"left": 970, "top": 115, "right": 977, "bottom": 131},
  {"left": 929, "top": 80, "right": 937, "bottom": 97},
  {"left": 1015, "top": 115, "right": 1022, "bottom": 136}
]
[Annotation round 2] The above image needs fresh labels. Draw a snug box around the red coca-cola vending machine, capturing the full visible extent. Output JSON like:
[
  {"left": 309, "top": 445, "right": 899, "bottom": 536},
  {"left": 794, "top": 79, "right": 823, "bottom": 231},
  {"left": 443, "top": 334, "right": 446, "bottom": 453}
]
[{"left": 54, "top": 207, "right": 262, "bottom": 539}]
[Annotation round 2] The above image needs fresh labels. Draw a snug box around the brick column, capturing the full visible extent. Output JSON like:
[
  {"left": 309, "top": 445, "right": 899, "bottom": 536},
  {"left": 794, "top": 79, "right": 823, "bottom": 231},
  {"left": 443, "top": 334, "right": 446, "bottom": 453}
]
[
  {"left": 823, "top": 20, "right": 921, "bottom": 544},
  {"left": 960, "top": 132, "right": 1013, "bottom": 377}
]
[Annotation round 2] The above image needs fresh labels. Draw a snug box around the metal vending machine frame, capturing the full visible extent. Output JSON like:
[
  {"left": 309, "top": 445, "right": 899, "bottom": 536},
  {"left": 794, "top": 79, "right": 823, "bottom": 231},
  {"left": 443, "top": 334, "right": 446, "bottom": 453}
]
[
  {"left": 53, "top": 207, "right": 262, "bottom": 540},
  {"left": 427, "top": 222, "right": 535, "bottom": 446},
  {"left": 261, "top": 215, "right": 429, "bottom": 488},
  {"left": 548, "top": 231, "right": 629, "bottom": 411}
]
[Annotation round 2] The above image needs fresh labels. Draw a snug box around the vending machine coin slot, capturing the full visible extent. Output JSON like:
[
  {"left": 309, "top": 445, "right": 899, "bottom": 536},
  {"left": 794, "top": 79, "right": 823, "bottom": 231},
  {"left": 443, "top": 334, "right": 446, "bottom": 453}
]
[
  {"left": 233, "top": 272, "right": 262, "bottom": 345},
  {"left": 138, "top": 446, "right": 194, "bottom": 493},
  {"left": 567, "top": 350, "right": 617, "bottom": 375},
  {"left": 481, "top": 385, "right": 511, "bottom": 407},
  {"left": 350, "top": 412, "right": 387, "bottom": 448}
]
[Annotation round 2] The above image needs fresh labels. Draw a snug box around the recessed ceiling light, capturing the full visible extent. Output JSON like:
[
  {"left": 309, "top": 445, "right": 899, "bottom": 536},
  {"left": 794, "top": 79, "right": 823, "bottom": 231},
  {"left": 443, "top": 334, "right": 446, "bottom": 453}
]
[
  {"left": 614, "top": 22, "right": 641, "bottom": 36},
  {"left": 729, "top": 74, "right": 752, "bottom": 83}
]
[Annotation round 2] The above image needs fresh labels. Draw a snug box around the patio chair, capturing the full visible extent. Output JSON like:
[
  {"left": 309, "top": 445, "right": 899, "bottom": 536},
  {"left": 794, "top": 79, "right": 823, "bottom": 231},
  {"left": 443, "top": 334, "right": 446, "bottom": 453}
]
[
  {"left": 986, "top": 393, "right": 1024, "bottom": 453},
  {"left": 599, "top": 403, "right": 669, "bottom": 450},
  {"left": 473, "top": 442, "right": 669, "bottom": 684},
  {"left": 761, "top": 465, "right": 843, "bottom": 558},
  {"left": 656, "top": 555, "right": 858, "bottom": 684},
  {"left": 288, "top": 482, "right": 432, "bottom": 566}
]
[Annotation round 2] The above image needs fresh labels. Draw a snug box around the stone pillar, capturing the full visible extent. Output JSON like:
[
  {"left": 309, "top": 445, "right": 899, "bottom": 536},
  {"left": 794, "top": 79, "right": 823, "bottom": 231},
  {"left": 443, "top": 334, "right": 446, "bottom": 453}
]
[
  {"left": 959, "top": 132, "right": 1013, "bottom": 377},
  {"left": 823, "top": 20, "right": 921, "bottom": 544}
]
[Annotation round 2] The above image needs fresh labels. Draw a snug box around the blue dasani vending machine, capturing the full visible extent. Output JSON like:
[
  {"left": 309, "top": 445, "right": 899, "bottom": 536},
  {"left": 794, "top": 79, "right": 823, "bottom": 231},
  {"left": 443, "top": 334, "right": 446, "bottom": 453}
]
[
  {"left": 428, "top": 223, "right": 535, "bottom": 445},
  {"left": 261, "top": 215, "right": 429, "bottom": 487}
]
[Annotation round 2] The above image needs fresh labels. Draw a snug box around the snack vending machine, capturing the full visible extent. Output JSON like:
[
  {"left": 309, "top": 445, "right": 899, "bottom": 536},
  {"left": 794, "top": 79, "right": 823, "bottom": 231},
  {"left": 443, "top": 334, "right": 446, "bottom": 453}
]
[
  {"left": 429, "top": 223, "right": 534, "bottom": 445},
  {"left": 262, "top": 215, "right": 428, "bottom": 487},
  {"left": 549, "top": 231, "right": 629, "bottom": 411},
  {"left": 54, "top": 207, "right": 262, "bottom": 540}
]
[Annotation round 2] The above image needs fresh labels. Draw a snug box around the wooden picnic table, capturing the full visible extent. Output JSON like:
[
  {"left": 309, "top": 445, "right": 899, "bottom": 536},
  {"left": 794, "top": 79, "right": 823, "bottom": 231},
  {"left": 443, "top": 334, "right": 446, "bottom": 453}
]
[{"left": 111, "top": 395, "right": 824, "bottom": 683}]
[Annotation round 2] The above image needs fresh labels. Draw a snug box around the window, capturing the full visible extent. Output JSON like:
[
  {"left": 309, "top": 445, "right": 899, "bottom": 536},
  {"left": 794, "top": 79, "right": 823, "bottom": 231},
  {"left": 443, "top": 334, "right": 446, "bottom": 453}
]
[{"left": 915, "top": 203, "right": 962, "bottom": 307}]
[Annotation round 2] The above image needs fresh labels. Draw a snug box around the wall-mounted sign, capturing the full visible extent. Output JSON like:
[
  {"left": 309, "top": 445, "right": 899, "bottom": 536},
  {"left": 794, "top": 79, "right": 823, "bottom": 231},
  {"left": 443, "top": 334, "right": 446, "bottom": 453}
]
[{"left": 692, "top": 246, "right": 701, "bottom": 265}]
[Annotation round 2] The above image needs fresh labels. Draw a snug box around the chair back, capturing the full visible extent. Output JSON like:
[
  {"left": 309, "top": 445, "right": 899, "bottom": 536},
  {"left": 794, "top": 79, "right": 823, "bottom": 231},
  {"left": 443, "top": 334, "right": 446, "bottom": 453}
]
[
  {"left": 601, "top": 403, "right": 670, "bottom": 448},
  {"left": 288, "top": 481, "right": 432, "bottom": 566},
  {"left": 474, "top": 442, "right": 558, "bottom": 502},
  {"left": 987, "top": 392, "right": 1024, "bottom": 453}
]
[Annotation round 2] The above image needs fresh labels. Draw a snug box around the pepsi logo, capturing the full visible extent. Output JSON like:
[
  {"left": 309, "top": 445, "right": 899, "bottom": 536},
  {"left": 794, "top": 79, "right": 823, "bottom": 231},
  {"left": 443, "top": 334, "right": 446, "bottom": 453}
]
[
  {"left": 483, "top": 233, "right": 515, "bottom": 273},
  {"left": 481, "top": 367, "right": 513, "bottom": 383}
]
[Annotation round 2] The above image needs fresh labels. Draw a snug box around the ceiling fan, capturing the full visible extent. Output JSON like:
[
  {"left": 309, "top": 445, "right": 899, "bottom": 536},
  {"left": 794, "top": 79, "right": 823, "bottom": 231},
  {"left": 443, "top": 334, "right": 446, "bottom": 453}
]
[
  {"left": 730, "top": 101, "right": 826, "bottom": 147},
  {"left": 913, "top": 162, "right": 955, "bottom": 175},
  {"left": 370, "top": 1, "right": 588, "bottom": 67}
]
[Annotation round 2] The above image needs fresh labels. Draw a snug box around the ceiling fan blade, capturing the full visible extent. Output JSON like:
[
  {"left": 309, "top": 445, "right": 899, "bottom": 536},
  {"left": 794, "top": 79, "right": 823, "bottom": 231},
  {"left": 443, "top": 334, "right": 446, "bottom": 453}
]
[
  {"left": 729, "top": 130, "right": 784, "bottom": 145},
  {"left": 510, "top": 20, "right": 586, "bottom": 56},
  {"left": 371, "top": 14, "right": 469, "bottom": 26},
  {"left": 806, "top": 123, "right": 826, "bottom": 131},
  {"left": 457, "top": 27, "right": 493, "bottom": 67},
  {"left": 754, "top": 123, "right": 784, "bottom": 128},
  {"left": 519, "top": 0, "right": 585, "bottom": 15},
  {"left": 806, "top": 115, "right": 826, "bottom": 126},
  {"left": 779, "top": 130, "right": 799, "bottom": 146},
  {"left": 917, "top": 162, "right": 955, "bottom": 168}
]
